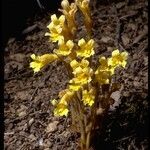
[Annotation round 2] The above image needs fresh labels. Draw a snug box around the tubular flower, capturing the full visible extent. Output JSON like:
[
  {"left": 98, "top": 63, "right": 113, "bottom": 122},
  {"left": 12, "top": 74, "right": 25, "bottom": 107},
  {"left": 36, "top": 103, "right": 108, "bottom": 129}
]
[
  {"left": 54, "top": 103, "right": 69, "bottom": 116},
  {"left": 76, "top": 38, "right": 95, "bottom": 58},
  {"left": 30, "top": 54, "right": 58, "bottom": 73},
  {"left": 60, "top": 0, "right": 77, "bottom": 35},
  {"left": 95, "top": 57, "right": 113, "bottom": 85},
  {"left": 45, "top": 14, "right": 65, "bottom": 42},
  {"left": 70, "top": 59, "right": 89, "bottom": 73},
  {"left": 59, "top": 89, "right": 75, "bottom": 103},
  {"left": 69, "top": 84, "right": 82, "bottom": 91},
  {"left": 108, "top": 49, "right": 128, "bottom": 68},
  {"left": 54, "top": 39, "right": 74, "bottom": 56},
  {"left": 98, "top": 57, "right": 115, "bottom": 75},
  {"left": 82, "top": 88, "right": 95, "bottom": 106},
  {"left": 54, "top": 89, "right": 74, "bottom": 116},
  {"left": 69, "top": 59, "right": 93, "bottom": 91},
  {"left": 70, "top": 67, "right": 93, "bottom": 84},
  {"left": 95, "top": 70, "right": 111, "bottom": 85},
  {"left": 75, "top": 0, "right": 92, "bottom": 33},
  {"left": 76, "top": 0, "right": 90, "bottom": 16}
]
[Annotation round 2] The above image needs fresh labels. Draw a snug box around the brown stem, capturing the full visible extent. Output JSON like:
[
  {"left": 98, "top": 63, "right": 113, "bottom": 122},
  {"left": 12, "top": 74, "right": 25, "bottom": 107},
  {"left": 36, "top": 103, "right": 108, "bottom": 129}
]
[
  {"left": 54, "top": 53, "right": 73, "bottom": 78},
  {"left": 86, "top": 131, "right": 91, "bottom": 149}
]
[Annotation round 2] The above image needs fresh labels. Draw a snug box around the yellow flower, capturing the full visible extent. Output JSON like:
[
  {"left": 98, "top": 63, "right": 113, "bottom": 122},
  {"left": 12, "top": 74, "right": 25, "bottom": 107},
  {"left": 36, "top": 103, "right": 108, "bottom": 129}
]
[
  {"left": 99, "top": 57, "right": 108, "bottom": 69},
  {"left": 69, "top": 59, "right": 93, "bottom": 91},
  {"left": 45, "top": 14, "right": 65, "bottom": 42},
  {"left": 47, "top": 14, "right": 65, "bottom": 30},
  {"left": 75, "top": 0, "right": 92, "bottom": 32},
  {"left": 70, "top": 68, "right": 92, "bottom": 83},
  {"left": 98, "top": 56, "right": 115, "bottom": 75},
  {"left": 108, "top": 49, "right": 128, "bottom": 68},
  {"left": 53, "top": 89, "right": 74, "bottom": 116},
  {"left": 68, "top": 84, "right": 81, "bottom": 91},
  {"left": 82, "top": 88, "right": 95, "bottom": 106},
  {"left": 95, "top": 50, "right": 128, "bottom": 85},
  {"left": 30, "top": 54, "right": 58, "bottom": 73},
  {"left": 95, "top": 57, "right": 113, "bottom": 85},
  {"left": 76, "top": 0, "right": 90, "bottom": 16},
  {"left": 59, "top": 89, "right": 74, "bottom": 103},
  {"left": 51, "top": 99, "right": 58, "bottom": 106},
  {"left": 54, "top": 39, "right": 74, "bottom": 56},
  {"left": 45, "top": 28, "right": 64, "bottom": 43},
  {"left": 95, "top": 70, "right": 111, "bottom": 85},
  {"left": 76, "top": 38, "right": 95, "bottom": 58},
  {"left": 60, "top": 0, "right": 77, "bottom": 35},
  {"left": 69, "top": 73, "right": 91, "bottom": 91},
  {"left": 54, "top": 103, "right": 69, "bottom": 116},
  {"left": 70, "top": 59, "right": 89, "bottom": 73}
]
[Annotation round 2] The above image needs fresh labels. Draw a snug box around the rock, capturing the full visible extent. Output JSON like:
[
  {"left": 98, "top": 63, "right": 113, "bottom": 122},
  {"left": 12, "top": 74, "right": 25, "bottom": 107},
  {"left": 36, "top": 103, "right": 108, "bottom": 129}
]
[
  {"left": 121, "top": 34, "right": 130, "bottom": 46},
  {"left": 39, "top": 138, "right": 44, "bottom": 146},
  {"left": 109, "top": 91, "right": 121, "bottom": 111},
  {"left": 100, "top": 36, "right": 111, "bottom": 43},
  {"left": 107, "top": 47, "right": 113, "bottom": 52},
  {"left": 18, "top": 111, "right": 26, "bottom": 117},
  {"left": 15, "top": 91, "right": 30, "bottom": 101},
  {"left": 29, "top": 134, "right": 36, "bottom": 142},
  {"left": 10, "top": 53, "right": 26, "bottom": 62},
  {"left": 45, "top": 121, "right": 59, "bottom": 133},
  {"left": 44, "top": 139, "right": 53, "bottom": 148},
  {"left": 28, "top": 118, "right": 34, "bottom": 126},
  {"left": 110, "top": 91, "right": 121, "bottom": 102},
  {"left": 17, "top": 105, "right": 27, "bottom": 117}
]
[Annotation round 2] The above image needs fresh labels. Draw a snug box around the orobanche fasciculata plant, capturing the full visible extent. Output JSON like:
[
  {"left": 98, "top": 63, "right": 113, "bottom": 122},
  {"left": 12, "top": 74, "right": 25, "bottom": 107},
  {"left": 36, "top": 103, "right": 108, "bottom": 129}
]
[{"left": 30, "top": 0, "right": 128, "bottom": 149}]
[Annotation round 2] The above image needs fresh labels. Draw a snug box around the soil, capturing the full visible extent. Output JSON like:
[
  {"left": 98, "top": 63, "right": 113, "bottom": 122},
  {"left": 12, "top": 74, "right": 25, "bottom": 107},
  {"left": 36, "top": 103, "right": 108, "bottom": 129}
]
[{"left": 4, "top": 0, "right": 149, "bottom": 149}]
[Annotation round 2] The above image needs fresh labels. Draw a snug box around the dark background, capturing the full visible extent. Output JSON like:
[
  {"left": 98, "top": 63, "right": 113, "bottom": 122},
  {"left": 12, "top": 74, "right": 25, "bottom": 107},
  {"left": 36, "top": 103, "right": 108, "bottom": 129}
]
[{"left": 1, "top": 0, "right": 62, "bottom": 48}]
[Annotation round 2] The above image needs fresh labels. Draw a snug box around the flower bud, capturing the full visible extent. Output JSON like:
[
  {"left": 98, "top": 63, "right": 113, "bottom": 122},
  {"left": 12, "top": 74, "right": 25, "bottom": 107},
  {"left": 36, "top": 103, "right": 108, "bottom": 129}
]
[{"left": 61, "top": 0, "right": 70, "bottom": 10}]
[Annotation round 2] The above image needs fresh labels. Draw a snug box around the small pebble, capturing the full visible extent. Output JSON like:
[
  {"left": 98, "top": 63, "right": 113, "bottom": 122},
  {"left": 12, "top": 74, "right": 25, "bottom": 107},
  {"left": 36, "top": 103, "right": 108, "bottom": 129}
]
[
  {"left": 39, "top": 138, "right": 43, "bottom": 146},
  {"left": 18, "top": 111, "right": 26, "bottom": 117},
  {"left": 28, "top": 118, "right": 34, "bottom": 126},
  {"left": 45, "top": 121, "right": 59, "bottom": 133},
  {"left": 29, "top": 134, "right": 36, "bottom": 142}
]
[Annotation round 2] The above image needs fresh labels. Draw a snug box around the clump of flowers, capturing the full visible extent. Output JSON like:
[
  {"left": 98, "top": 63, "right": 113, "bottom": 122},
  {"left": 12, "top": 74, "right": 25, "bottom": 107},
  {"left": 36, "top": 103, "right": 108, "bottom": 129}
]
[{"left": 30, "top": 0, "right": 128, "bottom": 149}]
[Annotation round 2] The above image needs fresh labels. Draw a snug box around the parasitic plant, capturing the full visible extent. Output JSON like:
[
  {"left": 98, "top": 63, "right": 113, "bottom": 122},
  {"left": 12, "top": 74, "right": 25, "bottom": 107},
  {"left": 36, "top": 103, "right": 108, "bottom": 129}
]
[{"left": 30, "top": 0, "right": 128, "bottom": 149}]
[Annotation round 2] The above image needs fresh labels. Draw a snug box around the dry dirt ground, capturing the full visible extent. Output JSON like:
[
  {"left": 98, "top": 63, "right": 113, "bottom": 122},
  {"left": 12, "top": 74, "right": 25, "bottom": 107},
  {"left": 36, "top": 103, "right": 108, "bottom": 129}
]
[{"left": 4, "top": 0, "right": 148, "bottom": 149}]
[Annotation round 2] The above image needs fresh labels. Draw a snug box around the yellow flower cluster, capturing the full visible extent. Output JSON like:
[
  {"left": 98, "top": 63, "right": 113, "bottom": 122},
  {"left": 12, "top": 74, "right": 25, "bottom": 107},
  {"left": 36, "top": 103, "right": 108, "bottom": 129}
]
[
  {"left": 75, "top": 0, "right": 92, "bottom": 33},
  {"left": 76, "top": 38, "right": 95, "bottom": 58},
  {"left": 69, "top": 59, "right": 93, "bottom": 91},
  {"left": 108, "top": 49, "right": 128, "bottom": 68},
  {"left": 95, "top": 57, "right": 113, "bottom": 84},
  {"left": 54, "top": 39, "right": 74, "bottom": 56},
  {"left": 29, "top": 0, "right": 128, "bottom": 118},
  {"left": 82, "top": 88, "right": 95, "bottom": 106},
  {"left": 30, "top": 54, "right": 58, "bottom": 73},
  {"left": 53, "top": 38, "right": 95, "bottom": 58},
  {"left": 45, "top": 0, "right": 79, "bottom": 43},
  {"left": 95, "top": 49, "right": 128, "bottom": 85},
  {"left": 45, "top": 14, "right": 67, "bottom": 42},
  {"left": 30, "top": 0, "right": 94, "bottom": 73},
  {"left": 60, "top": 0, "right": 77, "bottom": 35}
]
